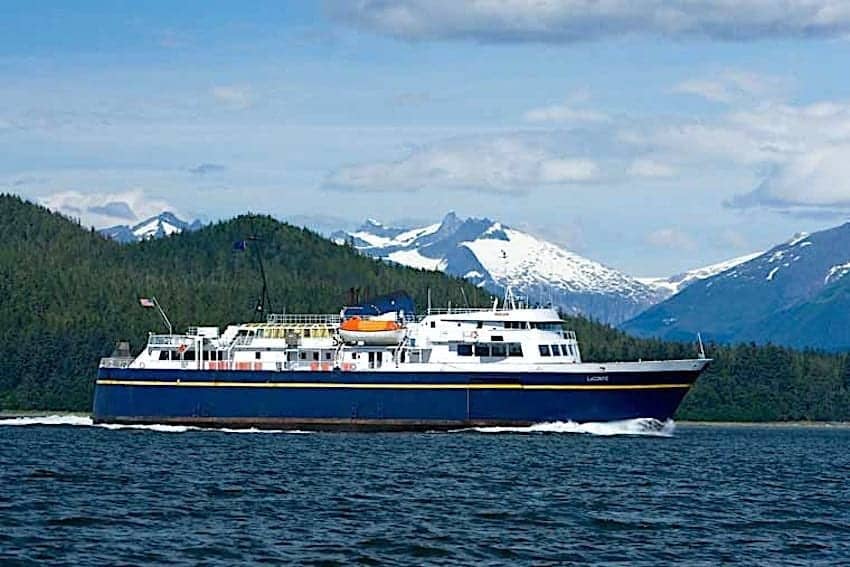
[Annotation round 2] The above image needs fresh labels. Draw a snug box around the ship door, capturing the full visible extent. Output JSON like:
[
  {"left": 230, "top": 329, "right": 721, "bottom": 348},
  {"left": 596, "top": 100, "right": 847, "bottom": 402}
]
[
  {"left": 376, "top": 352, "right": 383, "bottom": 369},
  {"left": 368, "top": 352, "right": 375, "bottom": 369}
]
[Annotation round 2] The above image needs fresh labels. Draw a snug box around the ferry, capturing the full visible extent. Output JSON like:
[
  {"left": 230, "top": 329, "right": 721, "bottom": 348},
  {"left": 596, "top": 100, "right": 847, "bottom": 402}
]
[{"left": 93, "top": 292, "right": 710, "bottom": 430}]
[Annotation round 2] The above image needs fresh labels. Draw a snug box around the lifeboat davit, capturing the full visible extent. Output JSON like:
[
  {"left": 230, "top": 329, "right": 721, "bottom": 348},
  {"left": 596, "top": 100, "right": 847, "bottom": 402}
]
[{"left": 339, "top": 316, "right": 404, "bottom": 345}]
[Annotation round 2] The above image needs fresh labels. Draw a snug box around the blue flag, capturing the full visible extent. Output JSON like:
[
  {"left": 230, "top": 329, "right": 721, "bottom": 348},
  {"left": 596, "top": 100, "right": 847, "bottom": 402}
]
[{"left": 233, "top": 240, "right": 247, "bottom": 251}]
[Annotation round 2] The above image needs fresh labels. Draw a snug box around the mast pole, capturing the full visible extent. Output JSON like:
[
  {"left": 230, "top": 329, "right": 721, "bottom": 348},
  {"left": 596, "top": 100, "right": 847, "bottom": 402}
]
[{"left": 152, "top": 296, "right": 173, "bottom": 335}]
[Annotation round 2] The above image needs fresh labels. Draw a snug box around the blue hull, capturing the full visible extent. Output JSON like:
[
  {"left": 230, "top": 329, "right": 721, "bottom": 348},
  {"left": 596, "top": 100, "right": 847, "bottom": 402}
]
[{"left": 93, "top": 367, "right": 703, "bottom": 430}]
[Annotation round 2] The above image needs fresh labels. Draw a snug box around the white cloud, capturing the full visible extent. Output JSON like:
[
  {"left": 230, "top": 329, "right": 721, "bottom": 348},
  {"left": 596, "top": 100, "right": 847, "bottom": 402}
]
[
  {"left": 539, "top": 158, "right": 598, "bottom": 183},
  {"left": 329, "top": 0, "right": 850, "bottom": 43},
  {"left": 524, "top": 102, "right": 609, "bottom": 124},
  {"left": 323, "top": 136, "right": 601, "bottom": 193},
  {"left": 729, "top": 144, "right": 850, "bottom": 210},
  {"left": 626, "top": 158, "right": 676, "bottom": 178},
  {"left": 646, "top": 227, "right": 697, "bottom": 251},
  {"left": 210, "top": 85, "right": 254, "bottom": 110},
  {"left": 39, "top": 190, "right": 178, "bottom": 228},
  {"left": 672, "top": 70, "right": 788, "bottom": 103}
]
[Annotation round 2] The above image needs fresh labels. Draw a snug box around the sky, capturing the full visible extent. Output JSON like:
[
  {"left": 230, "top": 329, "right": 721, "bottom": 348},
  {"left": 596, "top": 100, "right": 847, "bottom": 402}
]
[{"left": 3, "top": 1, "right": 850, "bottom": 276}]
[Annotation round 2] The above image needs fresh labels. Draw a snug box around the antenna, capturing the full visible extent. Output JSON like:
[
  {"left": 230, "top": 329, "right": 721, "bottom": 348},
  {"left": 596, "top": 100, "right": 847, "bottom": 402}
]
[
  {"left": 460, "top": 287, "right": 469, "bottom": 308},
  {"left": 500, "top": 249, "right": 516, "bottom": 309},
  {"left": 697, "top": 332, "right": 706, "bottom": 359},
  {"left": 427, "top": 287, "right": 432, "bottom": 314},
  {"left": 151, "top": 296, "right": 173, "bottom": 335},
  {"left": 247, "top": 234, "right": 273, "bottom": 321}
]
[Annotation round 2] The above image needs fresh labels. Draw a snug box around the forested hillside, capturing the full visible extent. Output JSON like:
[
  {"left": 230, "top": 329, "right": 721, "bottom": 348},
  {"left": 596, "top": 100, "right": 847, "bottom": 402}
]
[
  {"left": 0, "top": 194, "right": 489, "bottom": 410},
  {"left": 2, "top": 193, "right": 850, "bottom": 421}
]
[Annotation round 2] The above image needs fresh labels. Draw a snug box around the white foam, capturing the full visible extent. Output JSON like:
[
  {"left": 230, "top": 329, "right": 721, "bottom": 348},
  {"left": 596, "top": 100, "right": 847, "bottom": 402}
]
[
  {"left": 0, "top": 415, "right": 94, "bottom": 427},
  {"left": 0, "top": 415, "right": 310, "bottom": 434},
  {"left": 464, "top": 418, "right": 675, "bottom": 437}
]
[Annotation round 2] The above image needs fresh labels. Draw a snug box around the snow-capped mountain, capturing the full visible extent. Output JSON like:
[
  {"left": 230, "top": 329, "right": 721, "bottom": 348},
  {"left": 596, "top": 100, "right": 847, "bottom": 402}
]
[
  {"left": 332, "top": 212, "right": 668, "bottom": 325},
  {"left": 638, "top": 251, "right": 764, "bottom": 296},
  {"left": 622, "top": 223, "right": 850, "bottom": 349},
  {"left": 100, "top": 212, "right": 202, "bottom": 243}
]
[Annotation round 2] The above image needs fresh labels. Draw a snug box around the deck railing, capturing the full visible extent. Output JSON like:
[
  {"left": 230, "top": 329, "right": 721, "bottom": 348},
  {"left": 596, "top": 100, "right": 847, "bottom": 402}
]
[
  {"left": 265, "top": 314, "right": 342, "bottom": 325},
  {"left": 99, "top": 357, "right": 133, "bottom": 369}
]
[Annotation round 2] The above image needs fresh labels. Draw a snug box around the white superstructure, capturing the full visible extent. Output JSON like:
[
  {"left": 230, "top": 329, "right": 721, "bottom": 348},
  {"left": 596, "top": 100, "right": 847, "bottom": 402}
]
[{"left": 101, "top": 301, "right": 703, "bottom": 375}]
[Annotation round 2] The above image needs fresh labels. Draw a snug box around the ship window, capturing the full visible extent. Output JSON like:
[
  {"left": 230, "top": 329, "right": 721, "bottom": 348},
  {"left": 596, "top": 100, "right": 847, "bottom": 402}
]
[
  {"left": 304, "top": 329, "right": 311, "bottom": 338},
  {"left": 255, "top": 351, "right": 261, "bottom": 360},
  {"left": 538, "top": 345, "right": 551, "bottom": 357},
  {"left": 312, "top": 351, "right": 319, "bottom": 361},
  {"left": 509, "top": 343, "right": 523, "bottom": 357},
  {"left": 474, "top": 344, "right": 491, "bottom": 357},
  {"left": 430, "top": 321, "right": 436, "bottom": 328},
  {"left": 491, "top": 344, "right": 507, "bottom": 357},
  {"left": 183, "top": 350, "right": 195, "bottom": 360},
  {"left": 491, "top": 335, "right": 503, "bottom": 342},
  {"left": 325, "top": 352, "right": 332, "bottom": 360},
  {"left": 476, "top": 322, "right": 483, "bottom": 329},
  {"left": 299, "top": 352, "right": 306, "bottom": 360},
  {"left": 551, "top": 345, "right": 561, "bottom": 356},
  {"left": 457, "top": 344, "right": 473, "bottom": 356},
  {"left": 159, "top": 350, "right": 170, "bottom": 360},
  {"left": 559, "top": 345, "right": 570, "bottom": 356}
]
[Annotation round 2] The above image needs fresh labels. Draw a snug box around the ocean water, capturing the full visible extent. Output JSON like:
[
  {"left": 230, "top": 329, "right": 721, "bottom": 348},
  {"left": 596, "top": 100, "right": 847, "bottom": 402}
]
[{"left": 1, "top": 417, "right": 849, "bottom": 566}]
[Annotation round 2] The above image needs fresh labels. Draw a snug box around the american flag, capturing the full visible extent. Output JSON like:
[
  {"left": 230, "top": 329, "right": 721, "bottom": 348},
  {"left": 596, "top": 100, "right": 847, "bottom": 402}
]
[{"left": 139, "top": 298, "right": 155, "bottom": 308}]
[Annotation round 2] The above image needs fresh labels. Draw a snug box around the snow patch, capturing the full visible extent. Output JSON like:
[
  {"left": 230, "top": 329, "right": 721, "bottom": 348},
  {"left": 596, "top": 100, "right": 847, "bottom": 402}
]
[
  {"left": 825, "top": 262, "right": 850, "bottom": 284},
  {"left": 387, "top": 249, "right": 446, "bottom": 271},
  {"left": 640, "top": 251, "right": 763, "bottom": 295},
  {"left": 350, "top": 231, "right": 394, "bottom": 248},
  {"left": 767, "top": 267, "right": 780, "bottom": 281},
  {"left": 787, "top": 232, "right": 810, "bottom": 246}
]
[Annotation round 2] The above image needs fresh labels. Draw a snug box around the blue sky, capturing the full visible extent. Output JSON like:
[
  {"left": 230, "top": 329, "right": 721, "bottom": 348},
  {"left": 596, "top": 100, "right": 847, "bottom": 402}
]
[{"left": 3, "top": 1, "right": 850, "bottom": 275}]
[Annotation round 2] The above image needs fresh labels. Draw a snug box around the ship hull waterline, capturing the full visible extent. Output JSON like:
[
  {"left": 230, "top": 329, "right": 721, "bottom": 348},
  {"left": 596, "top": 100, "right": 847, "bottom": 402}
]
[{"left": 93, "top": 367, "right": 703, "bottom": 431}]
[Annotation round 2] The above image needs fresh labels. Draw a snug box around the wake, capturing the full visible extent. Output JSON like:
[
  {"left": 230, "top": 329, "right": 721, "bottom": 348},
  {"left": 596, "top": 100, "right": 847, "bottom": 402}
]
[
  {"left": 1, "top": 415, "right": 675, "bottom": 437},
  {"left": 463, "top": 418, "right": 676, "bottom": 437},
  {"left": 0, "top": 415, "right": 311, "bottom": 434}
]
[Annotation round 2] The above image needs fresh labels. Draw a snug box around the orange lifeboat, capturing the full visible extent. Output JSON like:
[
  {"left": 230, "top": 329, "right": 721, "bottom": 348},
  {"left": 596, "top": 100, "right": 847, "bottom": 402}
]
[{"left": 339, "top": 316, "right": 404, "bottom": 345}]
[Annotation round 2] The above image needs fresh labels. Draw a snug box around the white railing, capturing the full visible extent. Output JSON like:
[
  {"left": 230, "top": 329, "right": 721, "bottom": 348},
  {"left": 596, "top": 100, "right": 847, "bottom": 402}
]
[
  {"left": 425, "top": 306, "right": 552, "bottom": 315},
  {"left": 147, "top": 334, "right": 194, "bottom": 346},
  {"left": 99, "top": 357, "right": 133, "bottom": 368},
  {"left": 266, "top": 314, "right": 341, "bottom": 325}
]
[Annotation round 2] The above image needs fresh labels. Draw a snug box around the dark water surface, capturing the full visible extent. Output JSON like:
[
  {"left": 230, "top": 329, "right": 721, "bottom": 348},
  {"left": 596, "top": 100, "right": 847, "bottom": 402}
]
[{"left": 1, "top": 418, "right": 849, "bottom": 566}]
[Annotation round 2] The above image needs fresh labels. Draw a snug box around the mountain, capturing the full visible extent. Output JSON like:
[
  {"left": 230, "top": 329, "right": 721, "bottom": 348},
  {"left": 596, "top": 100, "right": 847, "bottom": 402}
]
[
  {"left": 638, "top": 252, "right": 763, "bottom": 296},
  {"left": 100, "top": 211, "right": 202, "bottom": 243},
  {"left": 622, "top": 223, "right": 850, "bottom": 350},
  {"left": 332, "top": 212, "right": 668, "bottom": 325}
]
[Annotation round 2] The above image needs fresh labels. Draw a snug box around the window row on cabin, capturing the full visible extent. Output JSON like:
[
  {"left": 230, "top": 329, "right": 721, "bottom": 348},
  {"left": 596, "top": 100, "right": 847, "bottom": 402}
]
[
  {"left": 431, "top": 321, "right": 564, "bottom": 330},
  {"left": 456, "top": 343, "right": 523, "bottom": 357},
  {"left": 538, "top": 344, "right": 578, "bottom": 357},
  {"left": 158, "top": 349, "right": 226, "bottom": 361},
  {"left": 503, "top": 321, "right": 562, "bottom": 330}
]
